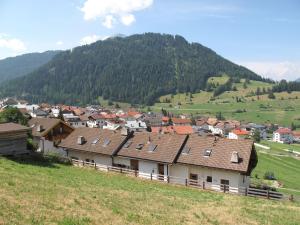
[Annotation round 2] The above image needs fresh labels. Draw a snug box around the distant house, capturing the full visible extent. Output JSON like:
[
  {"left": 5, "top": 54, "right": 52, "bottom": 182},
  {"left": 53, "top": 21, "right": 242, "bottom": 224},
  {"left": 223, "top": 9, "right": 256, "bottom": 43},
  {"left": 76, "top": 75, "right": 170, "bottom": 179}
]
[
  {"left": 63, "top": 113, "right": 86, "bottom": 128},
  {"left": 103, "top": 121, "right": 121, "bottom": 131},
  {"left": 292, "top": 131, "right": 300, "bottom": 143},
  {"left": 125, "top": 120, "right": 148, "bottom": 132},
  {"left": 0, "top": 123, "right": 30, "bottom": 156},
  {"left": 28, "top": 118, "right": 74, "bottom": 155},
  {"left": 228, "top": 129, "right": 250, "bottom": 140},
  {"left": 273, "top": 128, "right": 293, "bottom": 143},
  {"left": 208, "top": 125, "right": 223, "bottom": 136},
  {"left": 245, "top": 123, "right": 267, "bottom": 140},
  {"left": 30, "top": 109, "right": 48, "bottom": 118}
]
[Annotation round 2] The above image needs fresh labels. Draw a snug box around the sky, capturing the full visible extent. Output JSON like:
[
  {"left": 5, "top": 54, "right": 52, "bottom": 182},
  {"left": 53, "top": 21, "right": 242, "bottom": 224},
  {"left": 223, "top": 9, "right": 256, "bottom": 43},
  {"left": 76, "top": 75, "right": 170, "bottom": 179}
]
[{"left": 0, "top": 0, "right": 300, "bottom": 80}]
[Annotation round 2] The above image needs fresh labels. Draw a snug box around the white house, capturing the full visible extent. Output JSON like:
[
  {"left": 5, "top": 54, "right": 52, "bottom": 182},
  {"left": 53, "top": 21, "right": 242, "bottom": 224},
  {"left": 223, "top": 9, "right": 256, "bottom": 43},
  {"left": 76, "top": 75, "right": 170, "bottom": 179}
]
[
  {"left": 125, "top": 120, "right": 148, "bottom": 132},
  {"left": 208, "top": 125, "right": 223, "bottom": 136},
  {"left": 273, "top": 128, "right": 293, "bottom": 143}
]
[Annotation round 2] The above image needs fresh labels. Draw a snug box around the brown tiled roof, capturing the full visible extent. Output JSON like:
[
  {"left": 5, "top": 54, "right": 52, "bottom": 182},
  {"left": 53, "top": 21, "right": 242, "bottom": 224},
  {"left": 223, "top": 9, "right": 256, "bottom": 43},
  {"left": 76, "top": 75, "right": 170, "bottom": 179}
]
[
  {"left": 176, "top": 135, "right": 254, "bottom": 173},
  {"left": 171, "top": 117, "right": 191, "bottom": 124},
  {"left": 117, "top": 133, "right": 187, "bottom": 163},
  {"left": 28, "top": 118, "right": 72, "bottom": 137},
  {"left": 59, "top": 127, "right": 129, "bottom": 156},
  {"left": 0, "top": 123, "right": 30, "bottom": 133}
]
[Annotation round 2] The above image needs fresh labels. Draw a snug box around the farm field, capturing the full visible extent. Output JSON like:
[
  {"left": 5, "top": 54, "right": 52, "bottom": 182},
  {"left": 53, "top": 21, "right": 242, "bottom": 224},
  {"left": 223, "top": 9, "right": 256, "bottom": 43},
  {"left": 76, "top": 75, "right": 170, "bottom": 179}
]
[
  {"left": 151, "top": 76, "right": 300, "bottom": 126},
  {"left": 0, "top": 156, "right": 299, "bottom": 225}
]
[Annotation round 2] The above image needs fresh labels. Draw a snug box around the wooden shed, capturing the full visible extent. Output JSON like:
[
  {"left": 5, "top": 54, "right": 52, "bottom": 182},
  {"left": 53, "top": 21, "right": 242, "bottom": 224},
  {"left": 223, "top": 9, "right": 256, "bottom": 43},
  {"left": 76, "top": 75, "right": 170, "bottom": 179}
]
[{"left": 0, "top": 123, "right": 30, "bottom": 155}]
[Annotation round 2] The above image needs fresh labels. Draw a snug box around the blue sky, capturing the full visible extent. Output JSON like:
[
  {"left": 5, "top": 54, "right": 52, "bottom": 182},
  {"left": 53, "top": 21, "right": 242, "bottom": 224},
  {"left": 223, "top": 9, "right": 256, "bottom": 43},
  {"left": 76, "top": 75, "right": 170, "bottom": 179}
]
[{"left": 1, "top": 0, "right": 300, "bottom": 80}]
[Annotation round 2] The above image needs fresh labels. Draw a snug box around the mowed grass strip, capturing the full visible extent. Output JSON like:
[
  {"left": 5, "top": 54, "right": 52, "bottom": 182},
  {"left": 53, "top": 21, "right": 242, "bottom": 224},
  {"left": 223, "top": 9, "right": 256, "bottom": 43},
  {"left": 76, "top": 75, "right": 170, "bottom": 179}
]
[{"left": 0, "top": 157, "right": 299, "bottom": 225}]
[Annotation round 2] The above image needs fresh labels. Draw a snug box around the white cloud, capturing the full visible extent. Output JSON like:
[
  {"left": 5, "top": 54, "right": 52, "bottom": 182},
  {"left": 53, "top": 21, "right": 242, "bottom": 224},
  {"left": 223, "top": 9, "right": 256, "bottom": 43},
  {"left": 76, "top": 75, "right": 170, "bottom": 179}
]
[
  {"left": 80, "top": 0, "right": 153, "bottom": 28},
  {"left": 56, "top": 41, "right": 63, "bottom": 46},
  {"left": 79, "top": 35, "right": 109, "bottom": 45},
  {"left": 238, "top": 61, "right": 300, "bottom": 81},
  {"left": 0, "top": 34, "right": 26, "bottom": 52}
]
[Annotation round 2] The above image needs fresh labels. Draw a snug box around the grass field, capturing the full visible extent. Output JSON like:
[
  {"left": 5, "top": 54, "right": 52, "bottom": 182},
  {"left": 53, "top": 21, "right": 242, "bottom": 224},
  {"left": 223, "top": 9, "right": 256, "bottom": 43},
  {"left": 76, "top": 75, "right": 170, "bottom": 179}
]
[
  {"left": 0, "top": 156, "right": 299, "bottom": 225},
  {"left": 152, "top": 76, "right": 300, "bottom": 126}
]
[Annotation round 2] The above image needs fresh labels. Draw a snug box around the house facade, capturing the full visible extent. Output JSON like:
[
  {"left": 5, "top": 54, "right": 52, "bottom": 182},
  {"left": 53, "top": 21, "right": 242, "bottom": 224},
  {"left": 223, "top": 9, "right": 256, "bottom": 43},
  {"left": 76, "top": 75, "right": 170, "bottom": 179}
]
[
  {"left": 28, "top": 118, "right": 74, "bottom": 155},
  {"left": 273, "top": 128, "right": 293, "bottom": 143},
  {"left": 59, "top": 129, "right": 257, "bottom": 193}
]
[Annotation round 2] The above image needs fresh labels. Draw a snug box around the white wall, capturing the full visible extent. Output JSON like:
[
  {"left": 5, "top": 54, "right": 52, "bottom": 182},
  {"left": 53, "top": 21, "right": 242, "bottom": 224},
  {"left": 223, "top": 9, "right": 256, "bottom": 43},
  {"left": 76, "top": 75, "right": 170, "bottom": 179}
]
[
  {"left": 169, "top": 164, "right": 247, "bottom": 192},
  {"left": 113, "top": 157, "right": 131, "bottom": 167},
  {"left": 67, "top": 150, "right": 112, "bottom": 166}
]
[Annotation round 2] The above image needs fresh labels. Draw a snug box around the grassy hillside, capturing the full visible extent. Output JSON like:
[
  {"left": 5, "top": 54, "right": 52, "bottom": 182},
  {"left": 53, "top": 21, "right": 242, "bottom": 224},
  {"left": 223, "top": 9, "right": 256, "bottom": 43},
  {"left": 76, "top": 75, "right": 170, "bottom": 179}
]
[
  {"left": 0, "top": 156, "right": 299, "bottom": 225},
  {"left": 153, "top": 76, "right": 300, "bottom": 126}
]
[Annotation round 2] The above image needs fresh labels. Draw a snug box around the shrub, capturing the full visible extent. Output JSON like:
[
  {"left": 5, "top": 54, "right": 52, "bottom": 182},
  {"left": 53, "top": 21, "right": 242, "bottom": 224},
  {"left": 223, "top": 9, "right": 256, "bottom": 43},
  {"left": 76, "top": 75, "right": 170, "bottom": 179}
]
[{"left": 264, "top": 171, "right": 276, "bottom": 180}]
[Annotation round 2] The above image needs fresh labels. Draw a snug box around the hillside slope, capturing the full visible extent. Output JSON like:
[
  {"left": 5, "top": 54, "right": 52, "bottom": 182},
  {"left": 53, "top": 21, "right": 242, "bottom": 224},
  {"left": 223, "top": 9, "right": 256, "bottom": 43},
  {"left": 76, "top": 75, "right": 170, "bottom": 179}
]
[
  {"left": 0, "top": 156, "right": 299, "bottom": 225},
  {"left": 0, "top": 51, "right": 60, "bottom": 83},
  {"left": 0, "top": 33, "right": 263, "bottom": 105}
]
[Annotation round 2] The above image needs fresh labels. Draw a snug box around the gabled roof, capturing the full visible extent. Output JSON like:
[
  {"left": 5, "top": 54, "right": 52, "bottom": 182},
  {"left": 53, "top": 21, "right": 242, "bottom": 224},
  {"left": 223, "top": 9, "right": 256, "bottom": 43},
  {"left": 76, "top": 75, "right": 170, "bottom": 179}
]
[
  {"left": 0, "top": 123, "right": 30, "bottom": 133},
  {"left": 117, "top": 133, "right": 187, "bottom": 164},
  {"left": 28, "top": 118, "right": 73, "bottom": 137},
  {"left": 176, "top": 135, "right": 254, "bottom": 173},
  {"left": 275, "top": 128, "right": 292, "bottom": 134},
  {"left": 232, "top": 129, "right": 249, "bottom": 135},
  {"left": 59, "top": 127, "right": 129, "bottom": 156}
]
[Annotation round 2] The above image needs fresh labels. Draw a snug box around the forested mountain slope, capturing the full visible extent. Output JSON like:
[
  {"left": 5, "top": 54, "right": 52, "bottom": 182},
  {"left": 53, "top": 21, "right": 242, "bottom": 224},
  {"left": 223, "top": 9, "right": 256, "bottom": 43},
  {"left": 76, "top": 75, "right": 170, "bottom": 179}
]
[
  {"left": 0, "top": 51, "right": 60, "bottom": 83},
  {"left": 0, "top": 33, "right": 264, "bottom": 105}
]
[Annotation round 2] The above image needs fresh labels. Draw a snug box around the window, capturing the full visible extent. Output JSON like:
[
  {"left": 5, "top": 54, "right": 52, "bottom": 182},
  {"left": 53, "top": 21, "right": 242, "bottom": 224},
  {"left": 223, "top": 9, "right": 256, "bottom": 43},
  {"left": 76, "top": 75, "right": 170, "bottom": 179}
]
[
  {"left": 103, "top": 138, "right": 111, "bottom": 147},
  {"left": 220, "top": 179, "right": 229, "bottom": 185},
  {"left": 148, "top": 144, "right": 157, "bottom": 152},
  {"left": 190, "top": 173, "right": 198, "bottom": 180},
  {"left": 203, "top": 149, "right": 212, "bottom": 157},
  {"left": 206, "top": 176, "right": 212, "bottom": 183},
  {"left": 124, "top": 141, "right": 132, "bottom": 148},
  {"left": 85, "top": 159, "right": 90, "bottom": 162},
  {"left": 136, "top": 143, "right": 144, "bottom": 150},
  {"left": 91, "top": 160, "right": 95, "bottom": 163},
  {"left": 182, "top": 146, "right": 190, "bottom": 154},
  {"left": 91, "top": 138, "right": 100, "bottom": 145},
  {"left": 71, "top": 157, "right": 79, "bottom": 160}
]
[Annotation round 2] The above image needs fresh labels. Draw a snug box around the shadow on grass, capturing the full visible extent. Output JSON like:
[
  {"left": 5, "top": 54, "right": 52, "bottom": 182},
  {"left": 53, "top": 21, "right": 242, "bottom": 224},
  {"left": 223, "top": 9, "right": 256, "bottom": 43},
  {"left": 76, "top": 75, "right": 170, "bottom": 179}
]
[{"left": 4, "top": 153, "right": 71, "bottom": 168}]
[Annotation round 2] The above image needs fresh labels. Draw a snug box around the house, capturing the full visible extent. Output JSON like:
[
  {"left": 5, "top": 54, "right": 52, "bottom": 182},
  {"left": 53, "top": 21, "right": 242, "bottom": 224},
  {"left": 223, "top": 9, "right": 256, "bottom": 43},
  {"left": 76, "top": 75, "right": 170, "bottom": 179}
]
[
  {"left": 103, "top": 121, "right": 121, "bottom": 131},
  {"left": 245, "top": 123, "right": 268, "bottom": 140},
  {"left": 228, "top": 129, "right": 250, "bottom": 140},
  {"left": 59, "top": 127, "right": 132, "bottom": 166},
  {"left": 28, "top": 118, "right": 74, "bottom": 155},
  {"left": 151, "top": 125, "right": 194, "bottom": 135},
  {"left": 273, "top": 128, "right": 293, "bottom": 143},
  {"left": 63, "top": 113, "right": 86, "bottom": 128},
  {"left": 125, "top": 120, "right": 148, "bottom": 132},
  {"left": 208, "top": 125, "right": 223, "bottom": 136},
  {"left": 171, "top": 117, "right": 192, "bottom": 126},
  {"left": 0, "top": 123, "right": 30, "bottom": 155},
  {"left": 30, "top": 109, "right": 48, "bottom": 118},
  {"left": 115, "top": 132, "right": 187, "bottom": 179},
  {"left": 61, "top": 129, "right": 257, "bottom": 192},
  {"left": 170, "top": 135, "right": 257, "bottom": 192},
  {"left": 292, "top": 131, "right": 300, "bottom": 143},
  {"left": 143, "top": 112, "right": 163, "bottom": 127}
]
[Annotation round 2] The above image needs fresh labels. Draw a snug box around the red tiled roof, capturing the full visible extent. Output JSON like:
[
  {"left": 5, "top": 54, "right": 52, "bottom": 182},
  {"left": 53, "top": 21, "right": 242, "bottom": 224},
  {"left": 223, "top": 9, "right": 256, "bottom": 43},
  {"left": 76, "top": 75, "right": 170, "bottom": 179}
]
[
  {"left": 162, "top": 116, "right": 169, "bottom": 122},
  {"left": 275, "top": 128, "right": 292, "bottom": 134},
  {"left": 173, "top": 126, "right": 194, "bottom": 135},
  {"left": 171, "top": 118, "right": 191, "bottom": 124},
  {"left": 232, "top": 129, "right": 249, "bottom": 135}
]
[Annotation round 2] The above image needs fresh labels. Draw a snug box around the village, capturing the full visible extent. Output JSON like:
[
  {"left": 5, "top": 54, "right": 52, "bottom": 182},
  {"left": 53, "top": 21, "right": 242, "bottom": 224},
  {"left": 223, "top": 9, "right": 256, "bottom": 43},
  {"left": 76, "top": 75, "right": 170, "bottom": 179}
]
[{"left": 1, "top": 97, "right": 299, "bottom": 199}]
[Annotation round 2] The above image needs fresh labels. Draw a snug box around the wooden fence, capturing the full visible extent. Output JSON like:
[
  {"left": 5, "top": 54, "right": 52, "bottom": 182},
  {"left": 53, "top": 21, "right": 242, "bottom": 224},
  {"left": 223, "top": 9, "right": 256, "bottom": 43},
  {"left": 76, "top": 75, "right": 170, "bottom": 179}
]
[{"left": 71, "top": 159, "right": 286, "bottom": 201}]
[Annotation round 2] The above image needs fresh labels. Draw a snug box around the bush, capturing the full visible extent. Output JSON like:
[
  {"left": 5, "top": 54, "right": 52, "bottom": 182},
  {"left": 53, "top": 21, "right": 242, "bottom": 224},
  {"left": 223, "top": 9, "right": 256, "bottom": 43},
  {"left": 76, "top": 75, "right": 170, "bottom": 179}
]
[{"left": 264, "top": 171, "right": 276, "bottom": 180}]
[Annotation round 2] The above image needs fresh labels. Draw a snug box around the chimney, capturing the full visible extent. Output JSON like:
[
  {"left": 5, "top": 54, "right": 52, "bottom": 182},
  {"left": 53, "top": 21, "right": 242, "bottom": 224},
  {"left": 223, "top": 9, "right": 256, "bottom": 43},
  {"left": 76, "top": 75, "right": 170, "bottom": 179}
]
[
  {"left": 77, "top": 136, "right": 85, "bottom": 145},
  {"left": 121, "top": 127, "right": 129, "bottom": 136},
  {"left": 36, "top": 125, "right": 43, "bottom": 132},
  {"left": 230, "top": 151, "right": 239, "bottom": 163}
]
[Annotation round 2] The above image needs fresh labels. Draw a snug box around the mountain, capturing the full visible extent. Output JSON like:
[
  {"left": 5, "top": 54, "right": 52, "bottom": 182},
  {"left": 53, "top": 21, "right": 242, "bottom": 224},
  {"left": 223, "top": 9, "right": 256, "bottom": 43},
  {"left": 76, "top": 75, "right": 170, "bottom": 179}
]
[
  {"left": 0, "top": 33, "right": 265, "bottom": 105},
  {"left": 0, "top": 51, "right": 60, "bottom": 83}
]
